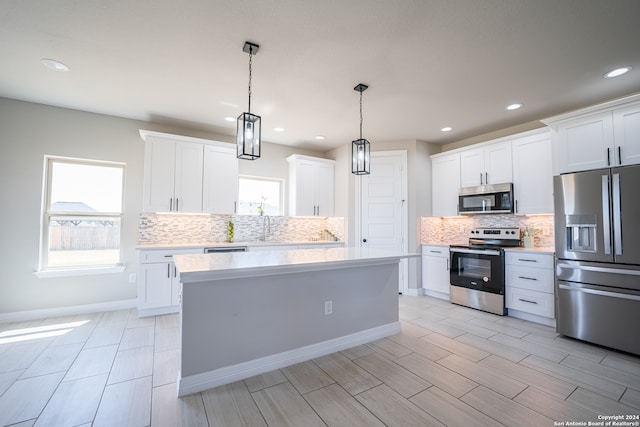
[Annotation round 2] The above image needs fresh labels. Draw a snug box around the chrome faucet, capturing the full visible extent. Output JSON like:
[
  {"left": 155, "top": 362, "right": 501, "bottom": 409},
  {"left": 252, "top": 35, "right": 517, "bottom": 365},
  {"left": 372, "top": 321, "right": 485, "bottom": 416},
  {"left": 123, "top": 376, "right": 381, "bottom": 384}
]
[{"left": 261, "top": 214, "right": 271, "bottom": 241}]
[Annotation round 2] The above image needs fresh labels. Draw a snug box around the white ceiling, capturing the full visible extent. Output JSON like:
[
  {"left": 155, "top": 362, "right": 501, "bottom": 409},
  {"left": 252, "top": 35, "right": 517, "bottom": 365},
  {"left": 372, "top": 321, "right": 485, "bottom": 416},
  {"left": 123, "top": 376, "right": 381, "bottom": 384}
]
[{"left": 1, "top": 0, "right": 639, "bottom": 151}]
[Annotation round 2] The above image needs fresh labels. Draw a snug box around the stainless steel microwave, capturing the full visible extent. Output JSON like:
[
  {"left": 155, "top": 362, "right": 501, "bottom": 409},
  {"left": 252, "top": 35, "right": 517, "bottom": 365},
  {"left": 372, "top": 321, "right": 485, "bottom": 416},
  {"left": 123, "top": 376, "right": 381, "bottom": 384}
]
[{"left": 458, "top": 183, "right": 514, "bottom": 214}]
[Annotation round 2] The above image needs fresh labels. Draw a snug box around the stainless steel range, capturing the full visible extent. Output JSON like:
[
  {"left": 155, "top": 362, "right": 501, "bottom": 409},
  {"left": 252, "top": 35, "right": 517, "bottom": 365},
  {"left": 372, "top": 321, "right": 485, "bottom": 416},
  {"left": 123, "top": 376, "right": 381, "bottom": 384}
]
[{"left": 449, "top": 228, "right": 521, "bottom": 315}]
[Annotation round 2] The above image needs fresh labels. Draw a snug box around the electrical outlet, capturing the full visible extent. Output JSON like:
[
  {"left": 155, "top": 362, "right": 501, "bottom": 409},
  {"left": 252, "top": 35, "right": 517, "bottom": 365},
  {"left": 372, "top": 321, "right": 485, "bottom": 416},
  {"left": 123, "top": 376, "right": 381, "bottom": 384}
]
[
  {"left": 128, "top": 273, "right": 137, "bottom": 283},
  {"left": 324, "top": 300, "right": 333, "bottom": 315}
]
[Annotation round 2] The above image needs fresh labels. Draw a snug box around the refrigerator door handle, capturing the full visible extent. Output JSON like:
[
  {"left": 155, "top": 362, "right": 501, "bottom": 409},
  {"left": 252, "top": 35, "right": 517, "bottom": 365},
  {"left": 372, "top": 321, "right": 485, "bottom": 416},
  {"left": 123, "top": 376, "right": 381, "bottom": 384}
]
[
  {"left": 557, "top": 262, "right": 640, "bottom": 276},
  {"left": 612, "top": 173, "right": 622, "bottom": 256},
  {"left": 559, "top": 284, "right": 640, "bottom": 302},
  {"left": 602, "top": 175, "right": 612, "bottom": 255}
]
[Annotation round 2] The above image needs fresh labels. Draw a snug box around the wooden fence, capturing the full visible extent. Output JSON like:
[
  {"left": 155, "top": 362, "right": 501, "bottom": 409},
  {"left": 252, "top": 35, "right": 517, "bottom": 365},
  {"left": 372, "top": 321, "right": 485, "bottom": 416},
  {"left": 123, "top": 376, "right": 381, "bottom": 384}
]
[{"left": 49, "top": 224, "right": 120, "bottom": 250}]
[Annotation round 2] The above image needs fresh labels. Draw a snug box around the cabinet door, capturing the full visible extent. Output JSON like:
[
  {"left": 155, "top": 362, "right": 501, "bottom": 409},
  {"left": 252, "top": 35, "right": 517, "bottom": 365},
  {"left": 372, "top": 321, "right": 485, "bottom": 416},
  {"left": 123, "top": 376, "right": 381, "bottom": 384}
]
[
  {"left": 174, "top": 141, "right": 204, "bottom": 212},
  {"left": 484, "top": 141, "right": 512, "bottom": 184},
  {"left": 556, "top": 112, "right": 614, "bottom": 173},
  {"left": 613, "top": 104, "right": 640, "bottom": 166},
  {"left": 432, "top": 153, "right": 460, "bottom": 216},
  {"left": 460, "top": 148, "right": 485, "bottom": 187},
  {"left": 203, "top": 145, "right": 238, "bottom": 214},
  {"left": 315, "top": 161, "right": 334, "bottom": 216},
  {"left": 143, "top": 138, "right": 176, "bottom": 212},
  {"left": 294, "top": 160, "right": 317, "bottom": 216},
  {"left": 512, "top": 133, "right": 553, "bottom": 214},
  {"left": 424, "top": 255, "right": 450, "bottom": 294},
  {"left": 139, "top": 262, "right": 172, "bottom": 309}
]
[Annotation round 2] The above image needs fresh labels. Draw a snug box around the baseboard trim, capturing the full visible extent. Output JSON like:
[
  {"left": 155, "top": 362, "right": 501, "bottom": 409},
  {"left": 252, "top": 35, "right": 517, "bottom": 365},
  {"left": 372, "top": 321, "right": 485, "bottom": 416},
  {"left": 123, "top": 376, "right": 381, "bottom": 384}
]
[
  {"left": 137, "top": 305, "right": 179, "bottom": 318},
  {"left": 507, "top": 308, "right": 556, "bottom": 327},
  {"left": 0, "top": 299, "right": 137, "bottom": 324},
  {"left": 177, "top": 321, "right": 401, "bottom": 397},
  {"left": 403, "top": 288, "right": 423, "bottom": 296}
]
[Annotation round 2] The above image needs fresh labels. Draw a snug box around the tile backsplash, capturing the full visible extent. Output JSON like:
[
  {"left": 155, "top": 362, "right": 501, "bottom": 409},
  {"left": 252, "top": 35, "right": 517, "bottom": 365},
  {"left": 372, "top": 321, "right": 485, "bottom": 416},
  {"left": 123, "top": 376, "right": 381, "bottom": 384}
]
[
  {"left": 421, "top": 214, "right": 555, "bottom": 248},
  {"left": 139, "top": 213, "right": 344, "bottom": 245}
]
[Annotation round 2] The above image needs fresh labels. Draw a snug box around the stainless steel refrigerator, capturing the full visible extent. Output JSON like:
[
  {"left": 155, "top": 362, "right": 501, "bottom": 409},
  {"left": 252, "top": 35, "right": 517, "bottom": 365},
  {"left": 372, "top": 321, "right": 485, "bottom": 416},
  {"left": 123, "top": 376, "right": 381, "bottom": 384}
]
[{"left": 554, "top": 164, "right": 640, "bottom": 356}]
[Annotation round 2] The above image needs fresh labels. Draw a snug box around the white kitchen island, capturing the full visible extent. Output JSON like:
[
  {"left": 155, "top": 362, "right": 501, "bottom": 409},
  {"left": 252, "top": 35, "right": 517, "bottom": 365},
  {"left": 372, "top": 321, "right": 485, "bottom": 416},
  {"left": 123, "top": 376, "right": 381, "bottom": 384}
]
[{"left": 173, "top": 247, "right": 418, "bottom": 396}]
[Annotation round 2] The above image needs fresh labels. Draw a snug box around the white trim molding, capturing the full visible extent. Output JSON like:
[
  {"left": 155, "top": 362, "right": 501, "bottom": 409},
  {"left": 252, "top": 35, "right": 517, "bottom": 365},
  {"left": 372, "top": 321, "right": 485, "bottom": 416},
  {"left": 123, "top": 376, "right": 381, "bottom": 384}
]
[
  {"left": 0, "top": 299, "right": 137, "bottom": 324},
  {"left": 177, "top": 321, "right": 400, "bottom": 397},
  {"left": 34, "top": 265, "right": 126, "bottom": 279}
]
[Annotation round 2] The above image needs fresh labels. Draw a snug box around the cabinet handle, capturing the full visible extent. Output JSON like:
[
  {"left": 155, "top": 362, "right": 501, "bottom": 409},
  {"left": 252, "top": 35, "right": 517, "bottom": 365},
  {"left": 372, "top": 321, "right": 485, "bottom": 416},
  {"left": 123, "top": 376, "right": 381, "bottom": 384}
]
[
  {"left": 485, "top": 172, "right": 488, "bottom": 184},
  {"left": 446, "top": 258, "right": 450, "bottom": 271},
  {"left": 234, "top": 201, "right": 237, "bottom": 214},
  {"left": 607, "top": 148, "right": 611, "bottom": 166},
  {"left": 515, "top": 199, "right": 518, "bottom": 214},
  {"left": 518, "top": 298, "right": 538, "bottom": 305},
  {"left": 170, "top": 198, "right": 173, "bottom": 211},
  {"left": 317, "top": 206, "right": 320, "bottom": 216},
  {"left": 480, "top": 173, "right": 483, "bottom": 185},
  {"left": 164, "top": 255, "right": 173, "bottom": 258},
  {"left": 518, "top": 258, "right": 537, "bottom": 263},
  {"left": 176, "top": 198, "right": 179, "bottom": 211},
  {"left": 167, "top": 264, "right": 170, "bottom": 278},
  {"left": 174, "top": 266, "right": 177, "bottom": 278},
  {"left": 618, "top": 146, "right": 622, "bottom": 165},
  {"left": 518, "top": 276, "right": 538, "bottom": 281},
  {"left": 429, "top": 250, "right": 442, "bottom": 253}
]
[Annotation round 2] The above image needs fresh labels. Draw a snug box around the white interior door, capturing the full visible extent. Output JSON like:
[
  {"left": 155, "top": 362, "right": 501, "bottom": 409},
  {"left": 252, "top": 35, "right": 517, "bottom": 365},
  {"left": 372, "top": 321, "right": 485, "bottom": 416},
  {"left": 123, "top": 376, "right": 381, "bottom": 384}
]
[{"left": 359, "top": 151, "right": 408, "bottom": 293}]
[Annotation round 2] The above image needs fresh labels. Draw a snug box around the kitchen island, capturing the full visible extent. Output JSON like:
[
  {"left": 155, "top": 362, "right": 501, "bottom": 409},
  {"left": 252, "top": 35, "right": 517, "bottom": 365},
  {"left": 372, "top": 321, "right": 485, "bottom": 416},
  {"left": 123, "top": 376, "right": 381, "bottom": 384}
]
[{"left": 173, "top": 247, "right": 417, "bottom": 396}]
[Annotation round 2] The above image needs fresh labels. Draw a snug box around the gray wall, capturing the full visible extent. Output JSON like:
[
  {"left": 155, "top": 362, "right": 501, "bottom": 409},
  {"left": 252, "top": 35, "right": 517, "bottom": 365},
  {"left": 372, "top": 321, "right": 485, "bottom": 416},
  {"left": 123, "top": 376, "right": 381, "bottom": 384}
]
[{"left": 0, "top": 97, "right": 326, "bottom": 315}]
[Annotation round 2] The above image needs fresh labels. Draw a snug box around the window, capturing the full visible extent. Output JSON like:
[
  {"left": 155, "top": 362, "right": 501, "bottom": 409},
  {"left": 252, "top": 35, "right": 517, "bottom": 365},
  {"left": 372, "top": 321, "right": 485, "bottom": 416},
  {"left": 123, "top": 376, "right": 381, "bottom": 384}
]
[
  {"left": 237, "top": 175, "right": 284, "bottom": 216},
  {"left": 40, "top": 156, "right": 125, "bottom": 271}
]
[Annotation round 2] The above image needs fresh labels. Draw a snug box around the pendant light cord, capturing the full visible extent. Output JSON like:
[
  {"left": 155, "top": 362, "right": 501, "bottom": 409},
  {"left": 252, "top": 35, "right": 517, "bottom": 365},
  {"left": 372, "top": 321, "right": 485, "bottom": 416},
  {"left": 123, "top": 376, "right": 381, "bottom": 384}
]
[
  {"left": 248, "top": 47, "right": 253, "bottom": 114},
  {"left": 359, "top": 90, "right": 363, "bottom": 139}
]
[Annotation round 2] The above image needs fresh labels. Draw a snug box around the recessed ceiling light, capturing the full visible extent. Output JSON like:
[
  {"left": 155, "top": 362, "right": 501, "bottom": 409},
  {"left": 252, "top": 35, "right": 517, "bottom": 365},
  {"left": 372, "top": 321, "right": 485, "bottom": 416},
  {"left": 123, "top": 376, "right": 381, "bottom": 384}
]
[
  {"left": 314, "top": 135, "right": 325, "bottom": 140},
  {"left": 505, "top": 103, "right": 523, "bottom": 111},
  {"left": 604, "top": 67, "right": 632, "bottom": 78},
  {"left": 41, "top": 58, "right": 69, "bottom": 72},
  {"left": 224, "top": 116, "right": 236, "bottom": 122},
  {"left": 441, "top": 127, "right": 452, "bottom": 132},
  {"left": 273, "top": 127, "right": 284, "bottom": 132}
]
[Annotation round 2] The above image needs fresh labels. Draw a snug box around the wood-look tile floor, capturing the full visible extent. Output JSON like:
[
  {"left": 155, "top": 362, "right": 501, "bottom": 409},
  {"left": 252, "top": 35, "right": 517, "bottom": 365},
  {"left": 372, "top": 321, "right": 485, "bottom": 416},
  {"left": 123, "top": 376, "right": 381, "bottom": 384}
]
[{"left": 0, "top": 295, "right": 639, "bottom": 426}]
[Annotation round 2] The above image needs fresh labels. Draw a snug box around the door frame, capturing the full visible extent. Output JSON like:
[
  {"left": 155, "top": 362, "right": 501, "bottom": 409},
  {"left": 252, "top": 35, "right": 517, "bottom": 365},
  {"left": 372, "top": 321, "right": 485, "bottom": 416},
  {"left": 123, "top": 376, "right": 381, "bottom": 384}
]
[{"left": 355, "top": 150, "right": 409, "bottom": 293}]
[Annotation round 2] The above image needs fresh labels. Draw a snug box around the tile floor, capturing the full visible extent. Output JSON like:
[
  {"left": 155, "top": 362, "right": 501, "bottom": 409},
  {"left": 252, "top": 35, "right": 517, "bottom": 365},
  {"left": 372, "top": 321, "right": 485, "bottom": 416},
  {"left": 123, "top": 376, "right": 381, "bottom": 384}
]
[{"left": 0, "top": 295, "right": 639, "bottom": 426}]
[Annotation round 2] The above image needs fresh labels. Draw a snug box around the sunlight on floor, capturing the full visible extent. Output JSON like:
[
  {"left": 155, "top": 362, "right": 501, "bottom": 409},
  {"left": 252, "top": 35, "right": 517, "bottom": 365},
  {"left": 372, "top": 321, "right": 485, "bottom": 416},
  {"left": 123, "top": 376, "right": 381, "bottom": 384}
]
[{"left": 0, "top": 319, "right": 90, "bottom": 344}]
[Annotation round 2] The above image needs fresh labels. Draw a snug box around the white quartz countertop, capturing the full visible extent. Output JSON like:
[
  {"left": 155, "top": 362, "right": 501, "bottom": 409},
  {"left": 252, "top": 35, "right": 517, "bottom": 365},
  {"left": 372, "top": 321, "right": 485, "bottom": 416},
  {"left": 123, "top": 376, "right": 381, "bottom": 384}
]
[
  {"left": 174, "top": 247, "right": 419, "bottom": 282},
  {"left": 137, "top": 240, "right": 342, "bottom": 250}
]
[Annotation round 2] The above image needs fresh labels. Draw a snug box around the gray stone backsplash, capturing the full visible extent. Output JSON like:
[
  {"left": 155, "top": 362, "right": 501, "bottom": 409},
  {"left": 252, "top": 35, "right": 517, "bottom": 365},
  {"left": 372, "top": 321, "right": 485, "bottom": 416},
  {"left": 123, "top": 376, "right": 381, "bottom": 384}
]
[
  {"left": 421, "top": 214, "right": 555, "bottom": 248},
  {"left": 139, "top": 213, "right": 344, "bottom": 245}
]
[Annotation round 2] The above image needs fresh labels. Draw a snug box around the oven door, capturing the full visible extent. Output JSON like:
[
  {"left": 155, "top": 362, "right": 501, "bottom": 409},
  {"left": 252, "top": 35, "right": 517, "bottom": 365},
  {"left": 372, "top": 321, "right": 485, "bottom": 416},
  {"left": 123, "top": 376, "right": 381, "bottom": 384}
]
[{"left": 450, "top": 247, "right": 505, "bottom": 295}]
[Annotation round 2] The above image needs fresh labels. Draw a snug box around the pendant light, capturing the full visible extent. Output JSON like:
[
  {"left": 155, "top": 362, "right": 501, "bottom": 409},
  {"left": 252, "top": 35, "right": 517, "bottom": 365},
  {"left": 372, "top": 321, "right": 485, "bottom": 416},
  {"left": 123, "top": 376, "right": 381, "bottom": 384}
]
[
  {"left": 352, "top": 83, "right": 371, "bottom": 175},
  {"left": 237, "top": 41, "right": 261, "bottom": 160}
]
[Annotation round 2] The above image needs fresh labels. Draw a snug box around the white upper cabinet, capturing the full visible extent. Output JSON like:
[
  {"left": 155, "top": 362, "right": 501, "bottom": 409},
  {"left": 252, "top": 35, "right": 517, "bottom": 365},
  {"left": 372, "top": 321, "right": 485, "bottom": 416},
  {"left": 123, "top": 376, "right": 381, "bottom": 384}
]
[
  {"left": 143, "top": 135, "right": 203, "bottom": 213},
  {"left": 140, "top": 130, "right": 237, "bottom": 214},
  {"left": 613, "top": 104, "right": 640, "bottom": 166},
  {"left": 543, "top": 94, "right": 640, "bottom": 174},
  {"left": 460, "top": 141, "right": 512, "bottom": 187},
  {"left": 287, "top": 155, "right": 335, "bottom": 216},
  {"left": 431, "top": 152, "right": 460, "bottom": 217},
  {"left": 511, "top": 130, "right": 553, "bottom": 214},
  {"left": 203, "top": 144, "right": 238, "bottom": 214}
]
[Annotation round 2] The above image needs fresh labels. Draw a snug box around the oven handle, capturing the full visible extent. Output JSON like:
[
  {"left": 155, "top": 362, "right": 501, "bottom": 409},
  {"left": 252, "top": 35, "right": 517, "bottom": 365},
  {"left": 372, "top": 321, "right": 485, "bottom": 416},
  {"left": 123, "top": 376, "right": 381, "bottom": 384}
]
[{"left": 450, "top": 247, "right": 501, "bottom": 256}]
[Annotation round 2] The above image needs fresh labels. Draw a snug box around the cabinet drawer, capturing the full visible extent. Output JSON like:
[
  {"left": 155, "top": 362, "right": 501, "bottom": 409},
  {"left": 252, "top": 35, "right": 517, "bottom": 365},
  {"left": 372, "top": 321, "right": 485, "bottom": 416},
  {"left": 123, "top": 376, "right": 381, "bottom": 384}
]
[
  {"left": 506, "top": 265, "right": 554, "bottom": 293},
  {"left": 422, "top": 245, "right": 449, "bottom": 258},
  {"left": 506, "top": 251, "right": 553, "bottom": 269},
  {"left": 506, "top": 287, "right": 554, "bottom": 318},
  {"left": 139, "top": 248, "right": 203, "bottom": 263}
]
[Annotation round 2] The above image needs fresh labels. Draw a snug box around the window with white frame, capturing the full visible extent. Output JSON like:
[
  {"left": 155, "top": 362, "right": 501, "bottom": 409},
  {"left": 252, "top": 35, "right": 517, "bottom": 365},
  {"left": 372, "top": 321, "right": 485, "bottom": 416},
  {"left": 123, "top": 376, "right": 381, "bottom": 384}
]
[
  {"left": 237, "top": 175, "right": 284, "bottom": 216},
  {"left": 40, "top": 156, "right": 125, "bottom": 270}
]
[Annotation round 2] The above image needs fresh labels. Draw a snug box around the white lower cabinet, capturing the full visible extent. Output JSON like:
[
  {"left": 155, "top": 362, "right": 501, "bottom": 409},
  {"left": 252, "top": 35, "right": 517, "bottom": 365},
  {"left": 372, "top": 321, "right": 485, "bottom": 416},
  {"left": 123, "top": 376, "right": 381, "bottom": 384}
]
[
  {"left": 421, "top": 245, "right": 450, "bottom": 300},
  {"left": 138, "top": 248, "right": 203, "bottom": 317},
  {"left": 505, "top": 251, "right": 555, "bottom": 324}
]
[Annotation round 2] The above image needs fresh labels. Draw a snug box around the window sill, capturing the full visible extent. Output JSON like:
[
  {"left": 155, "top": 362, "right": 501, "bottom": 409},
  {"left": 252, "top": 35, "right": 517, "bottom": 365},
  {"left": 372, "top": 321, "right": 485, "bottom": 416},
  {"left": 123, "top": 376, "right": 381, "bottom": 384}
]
[{"left": 34, "top": 265, "right": 126, "bottom": 279}]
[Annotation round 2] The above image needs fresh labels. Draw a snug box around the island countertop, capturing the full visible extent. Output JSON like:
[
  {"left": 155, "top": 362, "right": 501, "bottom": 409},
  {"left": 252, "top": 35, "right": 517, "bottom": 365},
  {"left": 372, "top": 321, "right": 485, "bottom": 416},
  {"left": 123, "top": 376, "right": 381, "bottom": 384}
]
[{"left": 174, "top": 247, "right": 419, "bottom": 282}]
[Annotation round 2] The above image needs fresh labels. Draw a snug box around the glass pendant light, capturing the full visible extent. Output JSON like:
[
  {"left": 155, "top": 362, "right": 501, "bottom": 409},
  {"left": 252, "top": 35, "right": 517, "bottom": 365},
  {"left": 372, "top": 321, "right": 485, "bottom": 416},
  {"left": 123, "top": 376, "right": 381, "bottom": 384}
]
[
  {"left": 237, "top": 41, "right": 261, "bottom": 160},
  {"left": 352, "top": 83, "right": 371, "bottom": 175}
]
